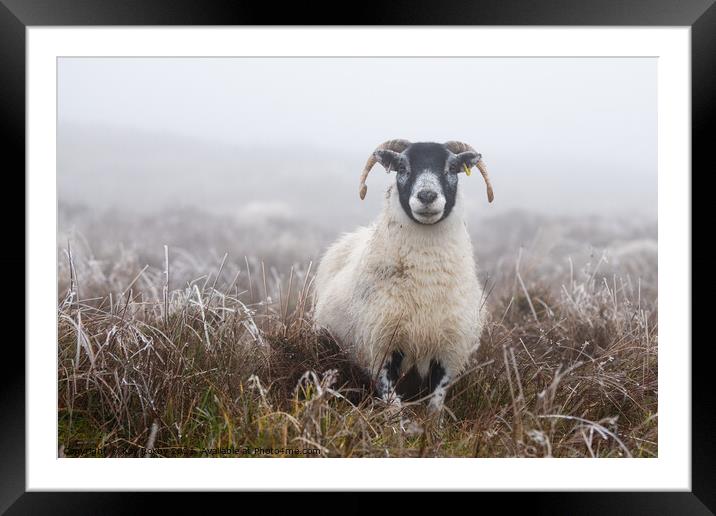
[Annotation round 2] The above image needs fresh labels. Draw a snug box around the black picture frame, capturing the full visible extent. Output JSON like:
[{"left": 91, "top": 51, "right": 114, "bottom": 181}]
[{"left": 3, "top": 0, "right": 709, "bottom": 512}]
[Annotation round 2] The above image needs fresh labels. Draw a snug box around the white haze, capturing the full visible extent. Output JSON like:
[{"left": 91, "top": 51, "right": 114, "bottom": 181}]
[{"left": 58, "top": 57, "right": 656, "bottom": 231}]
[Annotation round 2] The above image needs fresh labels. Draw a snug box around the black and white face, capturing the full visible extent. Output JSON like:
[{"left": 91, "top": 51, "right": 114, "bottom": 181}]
[{"left": 374, "top": 142, "right": 480, "bottom": 225}]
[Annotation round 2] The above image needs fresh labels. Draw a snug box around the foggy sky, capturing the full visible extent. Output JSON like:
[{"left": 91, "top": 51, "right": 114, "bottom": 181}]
[{"left": 58, "top": 57, "right": 657, "bottom": 224}]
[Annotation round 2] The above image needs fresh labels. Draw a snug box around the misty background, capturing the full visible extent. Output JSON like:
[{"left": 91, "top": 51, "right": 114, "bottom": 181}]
[{"left": 58, "top": 57, "right": 657, "bottom": 296}]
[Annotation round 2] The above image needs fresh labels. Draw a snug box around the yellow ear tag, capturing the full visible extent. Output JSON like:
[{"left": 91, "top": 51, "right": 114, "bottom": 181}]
[{"left": 463, "top": 163, "right": 472, "bottom": 176}]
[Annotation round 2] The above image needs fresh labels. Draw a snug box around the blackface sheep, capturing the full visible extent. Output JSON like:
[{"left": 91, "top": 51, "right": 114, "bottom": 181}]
[{"left": 313, "top": 140, "right": 494, "bottom": 413}]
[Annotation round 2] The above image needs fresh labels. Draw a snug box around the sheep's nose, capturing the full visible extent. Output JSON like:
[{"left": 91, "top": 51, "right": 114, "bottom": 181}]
[{"left": 417, "top": 190, "right": 438, "bottom": 205}]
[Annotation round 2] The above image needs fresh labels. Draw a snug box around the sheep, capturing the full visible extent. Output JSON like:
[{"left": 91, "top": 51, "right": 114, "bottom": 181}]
[{"left": 313, "top": 140, "right": 494, "bottom": 413}]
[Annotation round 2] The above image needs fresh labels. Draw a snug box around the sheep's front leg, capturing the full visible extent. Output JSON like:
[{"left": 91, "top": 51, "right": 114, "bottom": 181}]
[
  {"left": 376, "top": 350, "right": 404, "bottom": 406},
  {"left": 426, "top": 359, "right": 452, "bottom": 415}
]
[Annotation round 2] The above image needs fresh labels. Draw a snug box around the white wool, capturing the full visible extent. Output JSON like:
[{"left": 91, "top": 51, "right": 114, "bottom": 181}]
[{"left": 313, "top": 183, "right": 485, "bottom": 378}]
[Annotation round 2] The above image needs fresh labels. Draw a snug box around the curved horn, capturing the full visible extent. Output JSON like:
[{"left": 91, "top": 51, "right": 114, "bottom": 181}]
[
  {"left": 444, "top": 141, "right": 494, "bottom": 203},
  {"left": 358, "top": 139, "right": 411, "bottom": 200}
]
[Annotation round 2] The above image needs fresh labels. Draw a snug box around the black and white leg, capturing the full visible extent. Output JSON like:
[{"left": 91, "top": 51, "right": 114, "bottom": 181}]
[
  {"left": 377, "top": 350, "right": 404, "bottom": 405},
  {"left": 426, "top": 359, "right": 452, "bottom": 415}
]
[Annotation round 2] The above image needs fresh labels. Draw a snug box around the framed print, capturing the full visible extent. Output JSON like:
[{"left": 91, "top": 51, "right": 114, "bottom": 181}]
[{"left": 3, "top": 0, "right": 711, "bottom": 511}]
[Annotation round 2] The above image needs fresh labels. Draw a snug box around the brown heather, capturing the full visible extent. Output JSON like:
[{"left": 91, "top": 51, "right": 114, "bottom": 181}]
[{"left": 57, "top": 237, "right": 657, "bottom": 459}]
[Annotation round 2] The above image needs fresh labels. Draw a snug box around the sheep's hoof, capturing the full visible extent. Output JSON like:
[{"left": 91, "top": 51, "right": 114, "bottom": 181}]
[
  {"left": 426, "top": 403, "right": 446, "bottom": 430},
  {"left": 427, "top": 398, "right": 443, "bottom": 415}
]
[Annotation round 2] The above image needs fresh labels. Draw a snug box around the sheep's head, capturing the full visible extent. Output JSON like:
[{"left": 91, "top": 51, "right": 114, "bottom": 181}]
[{"left": 358, "top": 140, "right": 494, "bottom": 225}]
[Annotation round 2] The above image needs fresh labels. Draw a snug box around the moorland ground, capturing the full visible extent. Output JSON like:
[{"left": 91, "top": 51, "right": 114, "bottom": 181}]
[{"left": 58, "top": 206, "right": 657, "bottom": 458}]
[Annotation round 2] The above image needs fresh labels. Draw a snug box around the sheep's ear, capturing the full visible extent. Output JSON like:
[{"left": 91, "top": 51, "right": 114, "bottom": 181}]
[
  {"left": 454, "top": 151, "right": 481, "bottom": 170},
  {"left": 373, "top": 149, "right": 403, "bottom": 173}
]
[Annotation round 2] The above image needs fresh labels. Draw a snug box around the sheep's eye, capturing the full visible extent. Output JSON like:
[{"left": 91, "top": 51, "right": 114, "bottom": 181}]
[{"left": 398, "top": 164, "right": 407, "bottom": 174}]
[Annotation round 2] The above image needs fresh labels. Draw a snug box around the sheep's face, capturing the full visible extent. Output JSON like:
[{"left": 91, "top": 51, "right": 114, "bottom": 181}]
[{"left": 375, "top": 142, "right": 480, "bottom": 225}]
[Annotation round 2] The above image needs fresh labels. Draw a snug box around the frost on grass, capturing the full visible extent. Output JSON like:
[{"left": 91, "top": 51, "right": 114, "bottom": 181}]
[{"left": 57, "top": 207, "right": 657, "bottom": 458}]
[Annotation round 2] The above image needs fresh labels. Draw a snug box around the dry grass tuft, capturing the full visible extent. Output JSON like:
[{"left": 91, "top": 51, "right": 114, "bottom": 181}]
[{"left": 58, "top": 242, "right": 657, "bottom": 458}]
